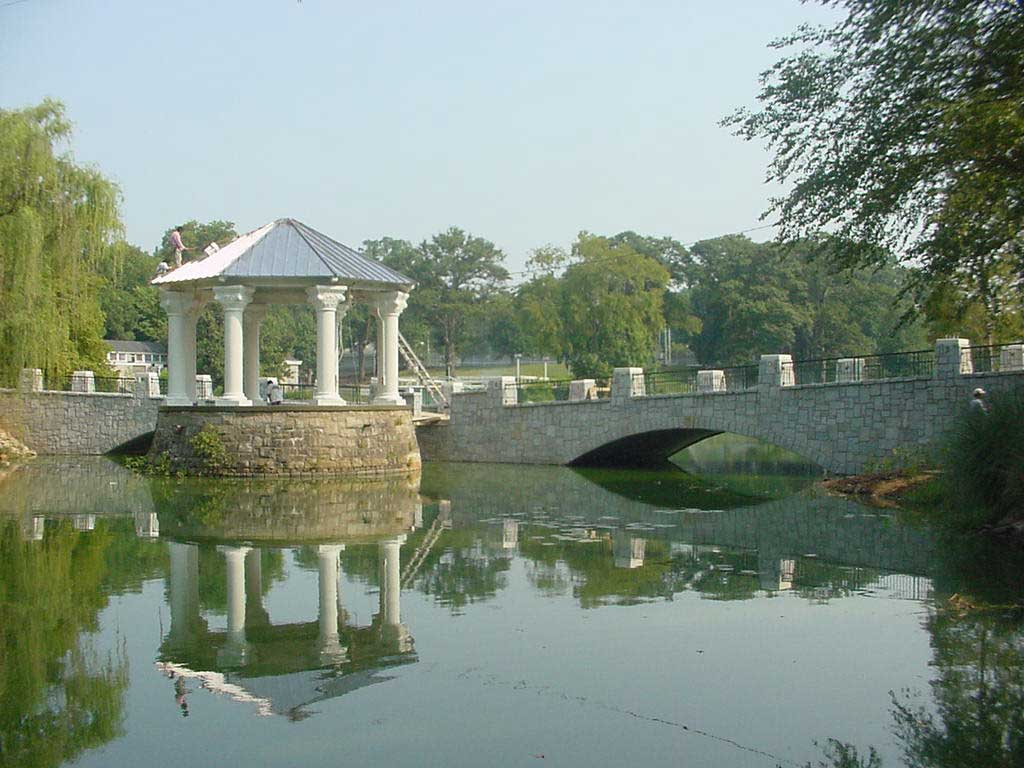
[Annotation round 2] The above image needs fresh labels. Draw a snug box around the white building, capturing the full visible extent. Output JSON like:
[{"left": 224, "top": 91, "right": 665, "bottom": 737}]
[{"left": 104, "top": 340, "right": 167, "bottom": 377}]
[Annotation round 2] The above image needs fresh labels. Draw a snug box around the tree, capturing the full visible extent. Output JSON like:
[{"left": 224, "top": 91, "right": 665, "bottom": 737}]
[
  {"left": 0, "top": 100, "right": 122, "bottom": 383},
  {"left": 96, "top": 241, "right": 164, "bottom": 342},
  {"left": 606, "top": 230, "right": 692, "bottom": 284},
  {"left": 561, "top": 234, "right": 670, "bottom": 377},
  {"left": 367, "top": 229, "right": 508, "bottom": 376},
  {"left": 726, "top": 1, "right": 1024, "bottom": 338}
]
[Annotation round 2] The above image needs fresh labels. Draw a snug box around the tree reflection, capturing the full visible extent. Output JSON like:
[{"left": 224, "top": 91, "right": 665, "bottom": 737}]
[
  {"left": 0, "top": 519, "right": 129, "bottom": 768},
  {"left": 890, "top": 608, "right": 1024, "bottom": 768}
]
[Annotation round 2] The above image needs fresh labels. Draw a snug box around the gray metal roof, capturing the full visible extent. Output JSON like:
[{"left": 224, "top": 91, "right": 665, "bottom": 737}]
[
  {"left": 104, "top": 339, "right": 167, "bottom": 354},
  {"left": 152, "top": 219, "right": 414, "bottom": 287}
]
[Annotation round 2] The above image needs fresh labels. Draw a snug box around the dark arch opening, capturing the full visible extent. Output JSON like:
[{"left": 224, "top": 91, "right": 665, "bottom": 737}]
[
  {"left": 569, "top": 428, "right": 721, "bottom": 468},
  {"left": 106, "top": 431, "right": 154, "bottom": 456}
]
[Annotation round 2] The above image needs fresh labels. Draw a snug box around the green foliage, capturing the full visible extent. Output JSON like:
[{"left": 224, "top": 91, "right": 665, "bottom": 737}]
[
  {"left": 97, "top": 241, "right": 164, "bottom": 342},
  {"left": 365, "top": 228, "right": 509, "bottom": 375},
  {"left": 560, "top": 233, "right": 669, "bottom": 377},
  {"left": 942, "top": 389, "right": 1024, "bottom": 528},
  {"left": 189, "top": 426, "right": 227, "bottom": 472},
  {"left": 0, "top": 519, "right": 129, "bottom": 768},
  {"left": 0, "top": 100, "right": 122, "bottom": 383},
  {"left": 688, "top": 235, "right": 925, "bottom": 365},
  {"left": 727, "top": 0, "right": 1024, "bottom": 334}
]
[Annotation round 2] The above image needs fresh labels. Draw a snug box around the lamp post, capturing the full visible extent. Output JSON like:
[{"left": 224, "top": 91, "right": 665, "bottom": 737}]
[
  {"left": 542, "top": 356, "right": 550, "bottom": 380},
  {"left": 515, "top": 353, "right": 522, "bottom": 382}
]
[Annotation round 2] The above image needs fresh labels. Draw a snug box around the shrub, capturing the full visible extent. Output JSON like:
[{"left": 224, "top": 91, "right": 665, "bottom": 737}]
[
  {"left": 943, "top": 389, "right": 1024, "bottom": 527},
  {"left": 189, "top": 426, "right": 227, "bottom": 472}
]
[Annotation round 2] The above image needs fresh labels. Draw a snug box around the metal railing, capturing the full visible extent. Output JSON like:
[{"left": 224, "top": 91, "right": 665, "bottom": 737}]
[
  {"left": 644, "top": 368, "right": 698, "bottom": 395},
  {"left": 782, "top": 349, "right": 935, "bottom": 385},
  {"left": 54, "top": 374, "right": 137, "bottom": 393},
  {"left": 965, "top": 342, "right": 1024, "bottom": 373},
  {"left": 515, "top": 379, "right": 572, "bottom": 403},
  {"left": 721, "top": 364, "right": 759, "bottom": 391}
]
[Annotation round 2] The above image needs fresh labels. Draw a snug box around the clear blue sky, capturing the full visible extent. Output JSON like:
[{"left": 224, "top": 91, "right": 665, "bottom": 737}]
[{"left": 1, "top": 0, "right": 839, "bottom": 272}]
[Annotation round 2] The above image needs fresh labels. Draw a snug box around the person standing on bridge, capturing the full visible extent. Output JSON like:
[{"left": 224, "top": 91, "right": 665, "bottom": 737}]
[{"left": 970, "top": 387, "right": 988, "bottom": 415}]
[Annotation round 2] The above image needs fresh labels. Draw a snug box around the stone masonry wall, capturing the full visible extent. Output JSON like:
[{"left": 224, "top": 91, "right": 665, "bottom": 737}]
[
  {"left": 149, "top": 405, "right": 421, "bottom": 477},
  {"left": 417, "top": 359, "right": 1024, "bottom": 474},
  {"left": 0, "top": 388, "right": 162, "bottom": 455}
]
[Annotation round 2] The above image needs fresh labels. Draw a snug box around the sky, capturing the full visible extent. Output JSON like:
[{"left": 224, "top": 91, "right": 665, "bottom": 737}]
[{"left": 1, "top": 0, "right": 840, "bottom": 274}]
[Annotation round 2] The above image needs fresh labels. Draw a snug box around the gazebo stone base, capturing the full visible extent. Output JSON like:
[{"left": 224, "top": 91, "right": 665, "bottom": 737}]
[{"left": 149, "top": 405, "right": 421, "bottom": 477}]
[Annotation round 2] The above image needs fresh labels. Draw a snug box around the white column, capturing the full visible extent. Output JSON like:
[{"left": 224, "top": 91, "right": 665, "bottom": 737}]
[
  {"left": 160, "top": 290, "right": 201, "bottom": 406},
  {"left": 317, "top": 544, "right": 347, "bottom": 663},
  {"left": 168, "top": 541, "right": 200, "bottom": 645},
  {"left": 372, "top": 291, "right": 409, "bottom": 406},
  {"left": 214, "top": 286, "right": 255, "bottom": 406},
  {"left": 243, "top": 304, "right": 268, "bottom": 404},
  {"left": 217, "top": 545, "right": 251, "bottom": 665},
  {"left": 379, "top": 536, "right": 405, "bottom": 627},
  {"left": 306, "top": 285, "right": 348, "bottom": 406},
  {"left": 183, "top": 297, "right": 206, "bottom": 401}
]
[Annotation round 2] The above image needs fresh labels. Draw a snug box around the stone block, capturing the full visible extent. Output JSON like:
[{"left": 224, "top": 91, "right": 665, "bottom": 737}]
[
  {"left": 71, "top": 371, "right": 95, "bottom": 393},
  {"left": 196, "top": 375, "right": 213, "bottom": 400},
  {"left": 758, "top": 355, "right": 794, "bottom": 389},
  {"left": 135, "top": 372, "right": 161, "bottom": 398},
  {"left": 697, "top": 370, "right": 726, "bottom": 393},
  {"left": 486, "top": 376, "right": 517, "bottom": 406},
  {"left": 999, "top": 343, "right": 1024, "bottom": 371},
  {"left": 612, "top": 368, "right": 645, "bottom": 402},
  {"left": 935, "top": 337, "right": 971, "bottom": 378},
  {"left": 19, "top": 368, "right": 43, "bottom": 392},
  {"left": 569, "top": 379, "right": 597, "bottom": 401},
  {"left": 836, "top": 358, "right": 865, "bottom": 383},
  {"left": 402, "top": 387, "right": 422, "bottom": 415}
]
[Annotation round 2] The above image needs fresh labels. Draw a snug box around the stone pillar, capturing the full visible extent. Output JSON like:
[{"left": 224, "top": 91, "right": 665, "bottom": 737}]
[
  {"left": 195, "top": 374, "right": 213, "bottom": 400},
  {"left": 758, "top": 354, "right": 794, "bottom": 390},
  {"left": 307, "top": 285, "right": 348, "bottom": 406},
  {"left": 402, "top": 387, "right": 423, "bottom": 414},
  {"left": 317, "top": 544, "right": 347, "bottom": 663},
  {"left": 488, "top": 376, "right": 517, "bottom": 406},
  {"left": 134, "top": 510, "right": 159, "bottom": 538},
  {"left": 935, "top": 337, "right": 972, "bottom": 378},
  {"left": 379, "top": 536, "right": 405, "bottom": 627},
  {"left": 71, "top": 370, "right": 95, "bottom": 393},
  {"left": 372, "top": 291, "right": 409, "bottom": 406},
  {"left": 18, "top": 368, "right": 43, "bottom": 392},
  {"left": 569, "top": 379, "right": 596, "bottom": 401},
  {"left": 836, "top": 358, "right": 865, "bottom": 383},
  {"left": 134, "top": 372, "right": 161, "bottom": 398},
  {"left": 613, "top": 533, "right": 645, "bottom": 569},
  {"left": 697, "top": 370, "right": 726, "bottom": 393},
  {"left": 217, "top": 545, "right": 250, "bottom": 665},
  {"left": 502, "top": 519, "right": 519, "bottom": 550},
  {"left": 612, "top": 367, "right": 645, "bottom": 403},
  {"left": 1000, "top": 343, "right": 1024, "bottom": 372},
  {"left": 160, "top": 290, "right": 203, "bottom": 406},
  {"left": 213, "top": 286, "right": 255, "bottom": 406},
  {"left": 168, "top": 541, "right": 200, "bottom": 646},
  {"left": 243, "top": 304, "right": 268, "bottom": 404}
]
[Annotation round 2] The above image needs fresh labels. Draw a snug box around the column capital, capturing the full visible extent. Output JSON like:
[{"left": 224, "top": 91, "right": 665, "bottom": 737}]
[
  {"left": 306, "top": 285, "right": 347, "bottom": 310},
  {"left": 244, "top": 303, "right": 269, "bottom": 323},
  {"left": 213, "top": 285, "right": 255, "bottom": 311},
  {"left": 371, "top": 290, "right": 409, "bottom": 316},
  {"left": 160, "top": 289, "right": 204, "bottom": 316}
]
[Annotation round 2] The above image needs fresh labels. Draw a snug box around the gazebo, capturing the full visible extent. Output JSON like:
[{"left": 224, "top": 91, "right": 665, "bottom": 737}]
[{"left": 152, "top": 218, "right": 414, "bottom": 407}]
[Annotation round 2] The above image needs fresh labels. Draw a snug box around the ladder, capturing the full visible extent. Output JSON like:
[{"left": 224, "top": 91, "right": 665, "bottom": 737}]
[
  {"left": 401, "top": 505, "right": 452, "bottom": 588},
  {"left": 397, "top": 331, "right": 448, "bottom": 407}
]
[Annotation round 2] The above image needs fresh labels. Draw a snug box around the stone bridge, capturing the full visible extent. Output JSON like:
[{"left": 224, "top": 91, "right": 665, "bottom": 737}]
[{"left": 417, "top": 338, "right": 1024, "bottom": 474}]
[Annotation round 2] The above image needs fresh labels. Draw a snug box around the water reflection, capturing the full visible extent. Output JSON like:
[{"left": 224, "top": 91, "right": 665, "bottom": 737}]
[
  {"left": 1, "top": 457, "right": 1023, "bottom": 767},
  {"left": 158, "top": 537, "right": 414, "bottom": 720}
]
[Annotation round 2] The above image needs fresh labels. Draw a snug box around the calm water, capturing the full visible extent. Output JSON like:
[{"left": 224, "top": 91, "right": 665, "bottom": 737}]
[{"left": 1, "top": 452, "right": 1022, "bottom": 768}]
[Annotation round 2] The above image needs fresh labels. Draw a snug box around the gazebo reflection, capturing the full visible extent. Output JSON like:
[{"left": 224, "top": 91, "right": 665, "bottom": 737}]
[{"left": 155, "top": 473, "right": 420, "bottom": 720}]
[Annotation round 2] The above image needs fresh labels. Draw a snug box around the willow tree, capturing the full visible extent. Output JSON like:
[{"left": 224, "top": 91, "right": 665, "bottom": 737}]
[{"left": 0, "top": 100, "right": 121, "bottom": 384}]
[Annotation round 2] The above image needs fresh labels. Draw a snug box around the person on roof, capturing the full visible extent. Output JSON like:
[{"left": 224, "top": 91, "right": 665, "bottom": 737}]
[{"left": 170, "top": 225, "right": 191, "bottom": 268}]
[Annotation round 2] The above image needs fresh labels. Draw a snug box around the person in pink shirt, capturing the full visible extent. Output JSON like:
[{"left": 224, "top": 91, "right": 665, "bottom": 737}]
[{"left": 170, "top": 225, "right": 191, "bottom": 267}]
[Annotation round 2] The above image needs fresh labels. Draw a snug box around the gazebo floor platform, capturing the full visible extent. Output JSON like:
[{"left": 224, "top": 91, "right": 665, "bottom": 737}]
[{"left": 148, "top": 404, "right": 421, "bottom": 477}]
